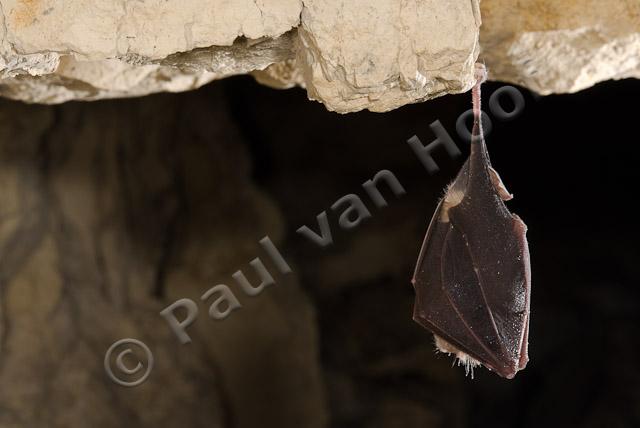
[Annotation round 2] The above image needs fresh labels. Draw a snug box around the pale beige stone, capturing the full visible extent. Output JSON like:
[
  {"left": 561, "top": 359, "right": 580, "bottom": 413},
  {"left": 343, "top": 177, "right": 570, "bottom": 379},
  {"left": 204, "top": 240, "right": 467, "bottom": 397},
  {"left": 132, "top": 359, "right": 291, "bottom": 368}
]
[
  {"left": 295, "top": 0, "right": 481, "bottom": 112},
  {"left": 0, "top": 0, "right": 301, "bottom": 59},
  {"left": 1, "top": 0, "right": 639, "bottom": 111},
  {"left": 0, "top": 0, "right": 480, "bottom": 111},
  {"left": 0, "top": 28, "right": 295, "bottom": 103},
  {"left": 252, "top": 58, "right": 304, "bottom": 90},
  {"left": 480, "top": 0, "right": 640, "bottom": 94}
]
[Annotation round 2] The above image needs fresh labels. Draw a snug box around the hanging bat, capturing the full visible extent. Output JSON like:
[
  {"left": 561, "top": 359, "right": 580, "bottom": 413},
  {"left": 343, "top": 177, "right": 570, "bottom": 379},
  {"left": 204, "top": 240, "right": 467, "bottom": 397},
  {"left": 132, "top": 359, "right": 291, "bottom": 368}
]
[{"left": 411, "top": 64, "right": 531, "bottom": 379}]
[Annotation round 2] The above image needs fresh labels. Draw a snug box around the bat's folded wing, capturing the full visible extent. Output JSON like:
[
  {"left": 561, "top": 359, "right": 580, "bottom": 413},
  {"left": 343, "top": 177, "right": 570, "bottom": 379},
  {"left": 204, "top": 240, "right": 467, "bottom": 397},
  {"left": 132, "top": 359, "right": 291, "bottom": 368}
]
[{"left": 412, "top": 156, "right": 530, "bottom": 379}]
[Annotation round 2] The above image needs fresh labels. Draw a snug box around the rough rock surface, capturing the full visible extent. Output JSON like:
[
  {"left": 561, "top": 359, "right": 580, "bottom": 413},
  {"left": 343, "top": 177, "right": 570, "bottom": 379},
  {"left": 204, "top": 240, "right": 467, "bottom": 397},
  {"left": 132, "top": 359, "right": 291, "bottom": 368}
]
[
  {"left": 480, "top": 0, "right": 640, "bottom": 94},
  {"left": 0, "top": 0, "right": 301, "bottom": 102},
  {"left": 293, "top": 0, "right": 481, "bottom": 112},
  {"left": 0, "top": 86, "right": 326, "bottom": 428},
  {"left": 0, "top": 0, "right": 480, "bottom": 111},
  {"left": 1, "top": 0, "right": 639, "bottom": 111}
]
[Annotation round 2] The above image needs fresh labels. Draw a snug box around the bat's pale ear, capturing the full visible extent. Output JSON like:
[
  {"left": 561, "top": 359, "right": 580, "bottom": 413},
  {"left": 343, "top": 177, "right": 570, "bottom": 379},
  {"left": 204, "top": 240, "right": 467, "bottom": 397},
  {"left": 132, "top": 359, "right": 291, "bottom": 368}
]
[{"left": 489, "top": 167, "right": 514, "bottom": 201}]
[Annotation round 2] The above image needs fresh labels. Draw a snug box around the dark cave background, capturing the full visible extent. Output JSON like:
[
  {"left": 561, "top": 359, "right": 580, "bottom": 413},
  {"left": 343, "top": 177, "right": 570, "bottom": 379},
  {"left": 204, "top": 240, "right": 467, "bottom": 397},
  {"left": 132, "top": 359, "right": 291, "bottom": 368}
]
[
  {"left": 0, "top": 74, "right": 638, "bottom": 428},
  {"left": 225, "top": 76, "right": 640, "bottom": 428}
]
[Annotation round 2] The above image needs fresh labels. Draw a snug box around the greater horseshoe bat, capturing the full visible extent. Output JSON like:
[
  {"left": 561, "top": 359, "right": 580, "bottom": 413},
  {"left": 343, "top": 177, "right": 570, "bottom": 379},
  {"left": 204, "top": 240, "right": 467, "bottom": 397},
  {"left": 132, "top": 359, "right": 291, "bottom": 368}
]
[{"left": 411, "top": 64, "right": 531, "bottom": 379}]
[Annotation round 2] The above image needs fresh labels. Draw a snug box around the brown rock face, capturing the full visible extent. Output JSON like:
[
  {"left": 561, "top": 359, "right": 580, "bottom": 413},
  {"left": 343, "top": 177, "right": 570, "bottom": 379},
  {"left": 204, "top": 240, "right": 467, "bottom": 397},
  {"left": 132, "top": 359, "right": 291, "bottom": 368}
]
[{"left": 0, "top": 86, "right": 326, "bottom": 428}]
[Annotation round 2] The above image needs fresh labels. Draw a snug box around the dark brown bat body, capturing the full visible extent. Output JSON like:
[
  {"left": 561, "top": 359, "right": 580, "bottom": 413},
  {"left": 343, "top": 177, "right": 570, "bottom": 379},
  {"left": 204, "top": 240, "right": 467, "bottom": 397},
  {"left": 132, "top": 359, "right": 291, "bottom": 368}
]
[{"left": 412, "top": 65, "right": 531, "bottom": 379}]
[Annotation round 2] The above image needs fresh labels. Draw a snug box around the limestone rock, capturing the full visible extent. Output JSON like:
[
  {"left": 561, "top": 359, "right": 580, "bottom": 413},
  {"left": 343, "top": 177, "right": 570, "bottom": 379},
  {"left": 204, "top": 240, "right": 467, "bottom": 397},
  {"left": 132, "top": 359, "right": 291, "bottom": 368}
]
[
  {"left": 252, "top": 58, "right": 304, "bottom": 90},
  {"left": 480, "top": 0, "right": 640, "bottom": 94},
  {"left": 0, "top": 0, "right": 301, "bottom": 58},
  {"left": 295, "top": 0, "right": 481, "bottom": 113},
  {"left": 0, "top": 0, "right": 480, "bottom": 112},
  {"left": 256, "top": 0, "right": 640, "bottom": 104},
  {"left": 0, "top": 0, "right": 300, "bottom": 103},
  {"left": 0, "top": 31, "right": 296, "bottom": 103},
  {"left": 1, "top": 0, "right": 639, "bottom": 111}
]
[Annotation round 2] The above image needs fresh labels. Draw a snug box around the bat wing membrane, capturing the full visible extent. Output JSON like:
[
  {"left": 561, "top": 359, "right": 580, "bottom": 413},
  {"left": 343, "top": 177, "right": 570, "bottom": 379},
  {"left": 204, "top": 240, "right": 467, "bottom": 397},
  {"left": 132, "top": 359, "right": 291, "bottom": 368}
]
[{"left": 412, "top": 142, "right": 530, "bottom": 378}]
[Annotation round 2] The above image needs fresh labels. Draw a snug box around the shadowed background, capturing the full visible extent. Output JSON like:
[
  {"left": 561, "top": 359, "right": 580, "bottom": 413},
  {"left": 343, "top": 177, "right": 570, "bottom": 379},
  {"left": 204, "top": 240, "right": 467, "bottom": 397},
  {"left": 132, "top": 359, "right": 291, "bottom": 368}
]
[{"left": 0, "top": 76, "right": 638, "bottom": 427}]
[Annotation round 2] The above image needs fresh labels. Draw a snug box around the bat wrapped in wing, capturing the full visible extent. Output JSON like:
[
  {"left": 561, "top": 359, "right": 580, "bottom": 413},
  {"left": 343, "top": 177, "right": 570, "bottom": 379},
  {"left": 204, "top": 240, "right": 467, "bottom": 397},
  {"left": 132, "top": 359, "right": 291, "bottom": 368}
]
[{"left": 411, "top": 64, "right": 531, "bottom": 379}]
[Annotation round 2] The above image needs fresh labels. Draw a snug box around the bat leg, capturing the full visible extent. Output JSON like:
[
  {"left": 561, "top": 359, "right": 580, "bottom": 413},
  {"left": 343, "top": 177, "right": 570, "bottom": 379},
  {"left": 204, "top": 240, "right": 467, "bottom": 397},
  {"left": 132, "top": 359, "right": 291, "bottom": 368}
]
[{"left": 434, "top": 335, "right": 481, "bottom": 378}]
